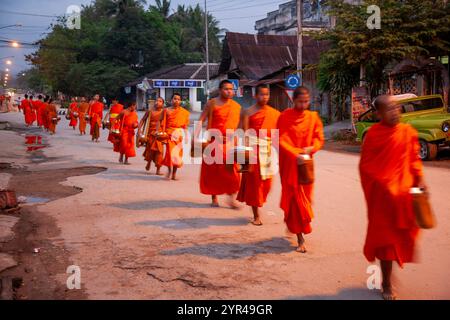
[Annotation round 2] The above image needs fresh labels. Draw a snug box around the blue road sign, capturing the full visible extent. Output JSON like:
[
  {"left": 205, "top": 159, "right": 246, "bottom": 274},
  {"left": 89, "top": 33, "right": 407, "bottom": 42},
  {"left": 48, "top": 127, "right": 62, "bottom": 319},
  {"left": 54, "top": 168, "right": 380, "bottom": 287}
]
[
  {"left": 228, "top": 79, "right": 239, "bottom": 91},
  {"left": 285, "top": 74, "right": 302, "bottom": 90}
]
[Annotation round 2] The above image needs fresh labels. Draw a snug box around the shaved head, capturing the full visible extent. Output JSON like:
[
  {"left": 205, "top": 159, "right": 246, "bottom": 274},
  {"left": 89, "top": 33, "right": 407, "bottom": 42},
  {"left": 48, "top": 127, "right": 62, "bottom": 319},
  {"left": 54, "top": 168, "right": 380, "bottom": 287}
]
[{"left": 374, "top": 94, "right": 401, "bottom": 127}]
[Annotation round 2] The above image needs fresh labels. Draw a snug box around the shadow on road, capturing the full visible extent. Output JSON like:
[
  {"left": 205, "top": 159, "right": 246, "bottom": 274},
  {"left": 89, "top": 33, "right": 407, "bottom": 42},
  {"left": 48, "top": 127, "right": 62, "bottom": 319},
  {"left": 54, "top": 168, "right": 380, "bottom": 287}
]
[
  {"left": 99, "top": 174, "right": 164, "bottom": 181},
  {"left": 161, "top": 237, "right": 295, "bottom": 259},
  {"left": 110, "top": 200, "right": 210, "bottom": 211},
  {"left": 286, "top": 287, "right": 381, "bottom": 300},
  {"left": 136, "top": 217, "right": 249, "bottom": 230}
]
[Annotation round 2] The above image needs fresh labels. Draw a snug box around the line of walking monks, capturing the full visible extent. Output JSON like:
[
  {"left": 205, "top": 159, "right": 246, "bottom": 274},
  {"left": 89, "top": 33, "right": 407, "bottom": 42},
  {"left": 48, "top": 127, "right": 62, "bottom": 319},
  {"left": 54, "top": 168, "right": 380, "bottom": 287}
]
[{"left": 20, "top": 81, "right": 428, "bottom": 300}]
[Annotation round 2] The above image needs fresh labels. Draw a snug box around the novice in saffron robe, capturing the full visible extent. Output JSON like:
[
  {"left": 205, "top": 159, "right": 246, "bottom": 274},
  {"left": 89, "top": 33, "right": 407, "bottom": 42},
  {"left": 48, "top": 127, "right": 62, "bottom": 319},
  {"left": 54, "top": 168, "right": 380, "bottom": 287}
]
[
  {"left": 46, "top": 98, "right": 58, "bottom": 134},
  {"left": 359, "top": 94, "right": 426, "bottom": 300},
  {"left": 277, "top": 86, "right": 324, "bottom": 253},
  {"left": 118, "top": 102, "right": 139, "bottom": 164},
  {"left": 41, "top": 96, "right": 50, "bottom": 131},
  {"left": 22, "top": 94, "right": 34, "bottom": 126},
  {"left": 24, "top": 95, "right": 36, "bottom": 126},
  {"left": 78, "top": 97, "right": 89, "bottom": 135},
  {"left": 237, "top": 85, "right": 280, "bottom": 225},
  {"left": 162, "top": 93, "right": 190, "bottom": 180},
  {"left": 196, "top": 80, "right": 242, "bottom": 208},
  {"left": 89, "top": 94, "right": 104, "bottom": 142},
  {"left": 142, "top": 97, "right": 165, "bottom": 175},
  {"left": 34, "top": 95, "right": 45, "bottom": 128},
  {"left": 107, "top": 98, "right": 124, "bottom": 152},
  {"left": 68, "top": 98, "right": 79, "bottom": 130}
]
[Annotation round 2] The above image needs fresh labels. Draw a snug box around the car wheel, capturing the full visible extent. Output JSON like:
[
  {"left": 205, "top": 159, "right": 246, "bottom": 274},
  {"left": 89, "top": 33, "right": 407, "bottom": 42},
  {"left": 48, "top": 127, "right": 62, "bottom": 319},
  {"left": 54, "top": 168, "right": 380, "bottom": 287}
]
[{"left": 419, "top": 139, "right": 437, "bottom": 161}]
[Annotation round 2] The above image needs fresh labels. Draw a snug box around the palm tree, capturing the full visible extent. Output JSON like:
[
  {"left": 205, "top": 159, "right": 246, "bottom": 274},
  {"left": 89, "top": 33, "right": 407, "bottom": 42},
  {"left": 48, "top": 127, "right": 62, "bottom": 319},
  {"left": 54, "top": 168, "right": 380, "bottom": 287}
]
[{"left": 150, "top": 0, "right": 171, "bottom": 19}]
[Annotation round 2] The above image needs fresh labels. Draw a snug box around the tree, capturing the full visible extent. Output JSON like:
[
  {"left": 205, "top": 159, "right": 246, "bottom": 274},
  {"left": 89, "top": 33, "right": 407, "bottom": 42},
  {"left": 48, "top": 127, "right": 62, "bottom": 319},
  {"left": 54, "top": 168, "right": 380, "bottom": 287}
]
[
  {"left": 150, "top": 0, "right": 171, "bottom": 18},
  {"left": 314, "top": 0, "right": 450, "bottom": 99}
]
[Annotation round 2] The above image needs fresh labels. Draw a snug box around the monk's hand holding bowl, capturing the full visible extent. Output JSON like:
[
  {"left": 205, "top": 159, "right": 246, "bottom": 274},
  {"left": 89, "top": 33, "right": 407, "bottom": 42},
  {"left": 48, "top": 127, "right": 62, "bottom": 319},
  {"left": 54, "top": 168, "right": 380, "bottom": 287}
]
[{"left": 303, "top": 146, "right": 314, "bottom": 155}]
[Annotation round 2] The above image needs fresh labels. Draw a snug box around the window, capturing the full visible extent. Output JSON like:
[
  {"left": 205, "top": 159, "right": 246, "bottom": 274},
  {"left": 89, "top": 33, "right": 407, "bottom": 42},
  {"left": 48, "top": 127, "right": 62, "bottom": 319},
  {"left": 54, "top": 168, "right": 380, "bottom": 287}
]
[
  {"left": 401, "top": 98, "right": 443, "bottom": 113},
  {"left": 165, "top": 88, "right": 190, "bottom": 102}
]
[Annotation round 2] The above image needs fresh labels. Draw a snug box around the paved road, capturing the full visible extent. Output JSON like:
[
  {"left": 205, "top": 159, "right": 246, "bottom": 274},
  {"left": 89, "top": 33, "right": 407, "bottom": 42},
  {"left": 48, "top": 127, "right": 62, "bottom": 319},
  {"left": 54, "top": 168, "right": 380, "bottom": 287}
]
[{"left": 1, "top": 112, "right": 449, "bottom": 300}]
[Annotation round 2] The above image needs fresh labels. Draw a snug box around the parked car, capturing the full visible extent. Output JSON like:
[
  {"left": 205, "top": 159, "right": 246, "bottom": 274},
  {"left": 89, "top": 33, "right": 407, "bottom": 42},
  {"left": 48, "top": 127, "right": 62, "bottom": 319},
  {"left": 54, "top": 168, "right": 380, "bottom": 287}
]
[{"left": 356, "top": 94, "right": 450, "bottom": 160}]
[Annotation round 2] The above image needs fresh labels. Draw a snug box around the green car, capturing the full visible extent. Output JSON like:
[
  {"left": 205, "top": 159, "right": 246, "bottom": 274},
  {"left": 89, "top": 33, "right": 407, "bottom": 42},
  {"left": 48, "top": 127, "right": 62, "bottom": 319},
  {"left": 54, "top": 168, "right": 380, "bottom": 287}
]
[{"left": 356, "top": 94, "right": 450, "bottom": 160}]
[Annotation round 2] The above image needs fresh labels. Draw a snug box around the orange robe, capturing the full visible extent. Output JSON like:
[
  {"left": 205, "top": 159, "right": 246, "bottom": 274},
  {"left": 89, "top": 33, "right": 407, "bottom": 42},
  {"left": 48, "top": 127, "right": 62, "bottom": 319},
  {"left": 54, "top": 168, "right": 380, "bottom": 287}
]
[
  {"left": 31, "top": 100, "right": 40, "bottom": 126},
  {"left": 69, "top": 102, "right": 79, "bottom": 127},
  {"left": 119, "top": 111, "right": 139, "bottom": 157},
  {"left": 34, "top": 100, "right": 45, "bottom": 127},
  {"left": 143, "top": 109, "right": 164, "bottom": 167},
  {"left": 89, "top": 102, "right": 104, "bottom": 139},
  {"left": 46, "top": 103, "right": 58, "bottom": 134},
  {"left": 200, "top": 99, "right": 242, "bottom": 195},
  {"left": 237, "top": 106, "right": 280, "bottom": 207},
  {"left": 78, "top": 102, "right": 89, "bottom": 134},
  {"left": 108, "top": 103, "right": 124, "bottom": 152},
  {"left": 22, "top": 99, "right": 35, "bottom": 125},
  {"left": 359, "top": 123, "right": 423, "bottom": 266},
  {"left": 162, "top": 107, "right": 190, "bottom": 168},
  {"left": 39, "top": 102, "right": 48, "bottom": 129},
  {"left": 278, "top": 109, "right": 324, "bottom": 235}
]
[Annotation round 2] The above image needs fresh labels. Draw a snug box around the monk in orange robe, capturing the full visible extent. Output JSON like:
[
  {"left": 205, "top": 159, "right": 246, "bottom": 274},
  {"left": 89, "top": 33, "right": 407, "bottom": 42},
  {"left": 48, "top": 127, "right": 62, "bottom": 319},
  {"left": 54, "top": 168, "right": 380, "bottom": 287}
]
[
  {"left": 117, "top": 102, "right": 139, "bottom": 164},
  {"left": 196, "top": 80, "right": 242, "bottom": 208},
  {"left": 68, "top": 97, "right": 79, "bottom": 130},
  {"left": 277, "top": 86, "right": 324, "bottom": 253},
  {"left": 24, "top": 95, "right": 36, "bottom": 126},
  {"left": 142, "top": 97, "right": 165, "bottom": 175},
  {"left": 22, "top": 94, "right": 34, "bottom": 126},
  {"left": 89, "top": 94, "right": 104, "bottom": 142},
  {"left": 359, "top": 94, "right": 426, "bottom": 300},
  {"left": 34, "top": 95, "right": 45, "bottom": 128},
  {"left": 39, "top": 96, "right": 50, "bottom": 131},
  {"left": 45, "top": 98, "right": 58, "bottom": 134},
  {"left": 162, "top": 93, "right": 190, "bottom": 180},
  {"left": 107, "top": 98, "right": 124, "bottom": 152},
  {"left": 237, "top": 85, "right": 280, "bottom": 225},
  {"left": 78, "top": 97, "right": 89, "bottom": 135}
]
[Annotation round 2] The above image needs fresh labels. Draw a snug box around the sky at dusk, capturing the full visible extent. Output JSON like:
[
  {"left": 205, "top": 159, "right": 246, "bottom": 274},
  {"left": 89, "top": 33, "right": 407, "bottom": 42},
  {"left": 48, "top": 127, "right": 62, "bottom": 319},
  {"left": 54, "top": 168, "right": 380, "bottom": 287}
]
[{"left": 0, "top": 0, "right": 288, "bottom": 76}]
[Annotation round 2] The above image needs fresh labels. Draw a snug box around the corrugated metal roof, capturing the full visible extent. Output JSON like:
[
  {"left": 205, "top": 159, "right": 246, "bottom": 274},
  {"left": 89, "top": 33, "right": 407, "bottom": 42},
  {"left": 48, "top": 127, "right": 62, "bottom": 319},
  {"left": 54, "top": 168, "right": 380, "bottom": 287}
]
[
  {"left": 146, "top": 63, "right": 219, "bottom": 80},
  {"left": 219, "top": 32, "right": 329, "bottom": 80}
]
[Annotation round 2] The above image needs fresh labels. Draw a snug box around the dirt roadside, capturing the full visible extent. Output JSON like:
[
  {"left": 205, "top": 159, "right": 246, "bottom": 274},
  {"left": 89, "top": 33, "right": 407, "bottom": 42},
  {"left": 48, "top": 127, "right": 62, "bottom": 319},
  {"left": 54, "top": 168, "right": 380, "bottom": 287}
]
[{"left": 0, "top": 162, "right": 105, "bottom": 299}]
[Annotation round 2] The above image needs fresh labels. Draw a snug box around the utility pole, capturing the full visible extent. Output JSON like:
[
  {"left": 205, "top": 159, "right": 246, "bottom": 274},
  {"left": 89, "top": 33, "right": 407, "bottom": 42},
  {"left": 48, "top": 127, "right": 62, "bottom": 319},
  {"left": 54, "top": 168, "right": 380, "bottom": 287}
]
[
  {"left": 204, "top": 0, "right": 210, "bottom": 101},
  {"left": 297, "top": 0, "right": 303, "bottom": 82}
]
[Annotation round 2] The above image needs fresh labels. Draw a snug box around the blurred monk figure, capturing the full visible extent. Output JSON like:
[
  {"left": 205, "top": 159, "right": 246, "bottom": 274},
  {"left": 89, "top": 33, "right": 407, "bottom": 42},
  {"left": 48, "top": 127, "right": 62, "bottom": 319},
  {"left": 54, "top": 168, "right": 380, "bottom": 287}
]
[
  {"left": 22, "top": 94, "right": 34, "bottom": 126},
  {"left": 237, "top": 85, "right": 280, "bottom": 226},
  {"left": 34, "top": 95, "right": 45, "bottom": 128},
  {"left": 359, "top": 94, "right": 426, "bottom": 300},
  {"left": 117, "top": 102, "right": 139, "bottom": 164},
  {"left": 25, "top": 95, "right": 36, "bottom": 126},
  {"left": 277, "top": 86, "right": 324, "bottom": 253},
  {"left": 41, "top": 96, "right": 50, "bottom": 131},
  {"left": 78, "top": 97, "right": 89, "bottom": 135},
  {"left": 68, "top": 97, "right": 79, "bottom": 130},
  {"left": 196, "top": 80, "right": 242, "bottom": 208},
  {"left": 89, "top": 94, "right": 104, "bottom": 142},
  {"left": 107, "top": 98, "right": 124, "bottom": 152},
  {"left": 142, "top": 97, "right": 165, "bottom": 175},
  {"left": 46, "top": 98, "right": 58, "bottom": 134},
  {"left": 162, "top": 93, "right": 190, "bottom": 180}
]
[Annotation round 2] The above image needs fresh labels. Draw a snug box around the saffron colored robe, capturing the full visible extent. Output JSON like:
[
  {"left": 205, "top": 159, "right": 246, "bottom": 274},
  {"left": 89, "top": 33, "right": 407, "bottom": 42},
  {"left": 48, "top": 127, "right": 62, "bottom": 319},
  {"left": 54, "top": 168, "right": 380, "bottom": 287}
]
[
  {"left": 278, "top": 109, "right": 324, "bottom": 235},
  {"left": 359, "top": 123, "right": 423, "bottom": 266},
  {"left": 108, "top": 103, "right": 124, "bottom": 152},
  {"left": 89, "top": 101, "right": 104, "bottom": 139},
  {"left": 143, "top": 109, "right": 165, "bottom": 167},
  {"left": 22, "top": 99, "right": 35, "bottom": 125},
  {"left": 237, "top": 105, "right": 280, "bottom": 207},
  {"left": 33, "top": 100, "right": 45, "bottom": 127},
  {"left": 200, "top": 99, "right": 242, "bottom": 195},
  {"left": 39, "top": 101, "right": 48, "bottom": 129},
  {"left": 78, "top": 102, "right": 89, "bottom": 134},
  {"left": 162, "top": 107, "right": 190, "bottom": 168},
  {"left": 46, "top": 103, "right": 58, "bottom": 134},
  {"left": 119, "top": 111, "right": 139, "bottom": 158},
  {"left": 69, "top": 102, "right": 79, "bottom": 127}
]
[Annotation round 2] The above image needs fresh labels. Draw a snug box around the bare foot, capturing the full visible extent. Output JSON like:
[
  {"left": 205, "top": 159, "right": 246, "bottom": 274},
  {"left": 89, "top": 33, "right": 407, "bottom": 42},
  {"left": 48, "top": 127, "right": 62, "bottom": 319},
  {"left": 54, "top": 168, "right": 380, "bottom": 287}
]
[
  {"left": 228, "top": 196, "right": 240, "bottom": 210},
  {"left": 145, "top": 163, "right": 151, "bottom": 171},
  {"left": 251, "top": 219, "right": 263, "bottom": 226},
  {"left": 382, "top": 285, "right": 397, "bottom": 300},
  {"left": 296, "top": 244, "right": 307, "bottom": 253}
]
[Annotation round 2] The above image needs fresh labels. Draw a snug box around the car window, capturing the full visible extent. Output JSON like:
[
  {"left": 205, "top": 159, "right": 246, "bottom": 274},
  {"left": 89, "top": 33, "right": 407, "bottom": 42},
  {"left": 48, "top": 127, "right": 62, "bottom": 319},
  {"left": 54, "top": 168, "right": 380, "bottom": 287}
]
[{"left": 401, "top": 98, "right": 443, "bottom": 113}]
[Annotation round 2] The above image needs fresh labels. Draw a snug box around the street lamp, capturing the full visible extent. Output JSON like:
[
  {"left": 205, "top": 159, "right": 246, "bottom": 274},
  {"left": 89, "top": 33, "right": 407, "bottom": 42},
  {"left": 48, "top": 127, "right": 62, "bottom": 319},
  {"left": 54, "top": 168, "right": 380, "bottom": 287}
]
[
  {"left": 5, "top": 60, "right": 12, "bottom": 65},
  {"left": 11, "top": 41, "right": 19, "bottom": 48}
]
